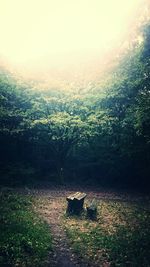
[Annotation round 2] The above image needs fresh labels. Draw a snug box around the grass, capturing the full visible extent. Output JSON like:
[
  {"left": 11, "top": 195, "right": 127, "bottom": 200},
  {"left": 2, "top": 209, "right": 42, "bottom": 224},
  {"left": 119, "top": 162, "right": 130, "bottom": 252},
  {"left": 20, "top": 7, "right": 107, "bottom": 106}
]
[
  {"left": 0, "top": 189, "right": 52, "bottom": 267},
  {"left": 64, "top": 199, "right": 150, "bottom": 267}
]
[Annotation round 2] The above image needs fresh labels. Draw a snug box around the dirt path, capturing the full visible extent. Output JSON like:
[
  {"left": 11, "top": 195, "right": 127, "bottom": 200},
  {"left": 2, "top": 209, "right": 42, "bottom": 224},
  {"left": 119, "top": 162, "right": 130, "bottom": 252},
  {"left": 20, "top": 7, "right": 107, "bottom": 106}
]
[{"left": 34, "top": 190, "right": 89, "bottom": 267}]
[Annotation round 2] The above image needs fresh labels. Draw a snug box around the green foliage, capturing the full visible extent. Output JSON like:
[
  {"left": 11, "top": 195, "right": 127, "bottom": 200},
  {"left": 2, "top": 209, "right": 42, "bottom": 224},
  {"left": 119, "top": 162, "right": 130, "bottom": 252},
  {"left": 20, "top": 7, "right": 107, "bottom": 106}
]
[
  {"left": 0, "top": 21, "right": 150, "bottom": 187},
  {"left": 0, "top": 191, "right": 52, "bottom": 267}
]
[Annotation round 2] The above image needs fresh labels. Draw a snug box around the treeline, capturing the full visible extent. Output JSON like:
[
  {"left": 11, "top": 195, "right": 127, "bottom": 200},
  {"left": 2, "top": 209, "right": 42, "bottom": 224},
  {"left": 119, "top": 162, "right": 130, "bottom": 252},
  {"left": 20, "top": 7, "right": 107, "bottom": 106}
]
[{"left": 0, "top": 24, "right": 150, "bottom": 190}]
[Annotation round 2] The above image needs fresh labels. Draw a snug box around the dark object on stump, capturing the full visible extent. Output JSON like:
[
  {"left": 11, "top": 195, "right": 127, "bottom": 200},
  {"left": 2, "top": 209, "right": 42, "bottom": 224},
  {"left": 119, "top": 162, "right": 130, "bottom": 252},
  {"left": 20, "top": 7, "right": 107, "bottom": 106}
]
[
  {"left": 66, "top": 192, "right": 87, "bottom": 214},
  {"left": 87, "top": 200, "right": 97, "bottom": 220}
]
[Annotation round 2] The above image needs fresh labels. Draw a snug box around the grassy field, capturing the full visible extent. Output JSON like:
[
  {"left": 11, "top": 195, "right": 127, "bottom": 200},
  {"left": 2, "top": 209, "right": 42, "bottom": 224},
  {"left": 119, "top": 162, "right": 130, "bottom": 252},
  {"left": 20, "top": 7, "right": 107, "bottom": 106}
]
[
  {"left": 0, "top": 190, "right": 52, "bottom": 267},
  {"left": 64, "top": 198, "right": 150, "bottom": 267}
]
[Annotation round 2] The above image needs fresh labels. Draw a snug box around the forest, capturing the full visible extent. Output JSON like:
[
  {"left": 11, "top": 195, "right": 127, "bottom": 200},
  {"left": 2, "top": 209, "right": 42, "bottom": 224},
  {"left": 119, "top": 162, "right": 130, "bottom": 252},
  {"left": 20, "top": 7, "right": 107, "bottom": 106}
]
[
  {"left": 1, "top": 2, "right": 150, "bottom": 267},
  {"left": 0, "top": 21, "right": 150, "bottom": 191}
]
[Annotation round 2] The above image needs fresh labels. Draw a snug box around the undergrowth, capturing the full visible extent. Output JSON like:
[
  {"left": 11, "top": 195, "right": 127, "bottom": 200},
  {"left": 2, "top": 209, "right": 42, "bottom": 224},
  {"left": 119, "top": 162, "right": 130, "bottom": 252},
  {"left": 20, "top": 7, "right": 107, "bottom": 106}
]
[{"left": 0, "top": 189, "right": 52, "bottom": 267}]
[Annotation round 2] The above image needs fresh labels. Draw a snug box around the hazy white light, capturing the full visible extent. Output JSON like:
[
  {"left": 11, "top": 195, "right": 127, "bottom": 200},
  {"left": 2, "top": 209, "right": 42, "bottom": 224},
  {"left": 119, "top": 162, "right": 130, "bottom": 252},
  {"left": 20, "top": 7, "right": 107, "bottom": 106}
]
[{"left": 0, "top": 0, "right": 142, "bottom": 68}]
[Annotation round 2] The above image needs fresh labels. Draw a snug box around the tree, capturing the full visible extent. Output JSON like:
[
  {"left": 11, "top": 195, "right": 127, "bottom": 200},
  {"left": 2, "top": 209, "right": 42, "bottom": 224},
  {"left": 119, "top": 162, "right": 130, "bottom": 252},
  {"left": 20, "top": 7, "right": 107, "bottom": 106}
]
[{"left": 31, "top": 112, "right": 88, "bottom": 182}]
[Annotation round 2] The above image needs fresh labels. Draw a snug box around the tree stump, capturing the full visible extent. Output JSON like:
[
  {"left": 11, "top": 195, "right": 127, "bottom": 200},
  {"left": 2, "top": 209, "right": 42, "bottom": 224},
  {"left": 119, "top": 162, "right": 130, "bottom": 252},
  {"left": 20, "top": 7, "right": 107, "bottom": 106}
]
[
  {"left": 66, "top": 192, "right": 87, "bottom": 214},
  {"left": 87, "top": 200, "right": 97, "bottom": 220}
]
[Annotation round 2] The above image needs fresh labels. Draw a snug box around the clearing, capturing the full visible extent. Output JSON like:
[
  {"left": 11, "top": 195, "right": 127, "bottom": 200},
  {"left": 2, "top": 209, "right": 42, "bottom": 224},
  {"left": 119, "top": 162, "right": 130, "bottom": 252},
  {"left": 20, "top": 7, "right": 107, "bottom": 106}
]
[
  {"left": 31, "top": 186, "right": 150, "bottom": 267},
  {"left": 1, "top": 186, "right": 150, "bottom": 267}
]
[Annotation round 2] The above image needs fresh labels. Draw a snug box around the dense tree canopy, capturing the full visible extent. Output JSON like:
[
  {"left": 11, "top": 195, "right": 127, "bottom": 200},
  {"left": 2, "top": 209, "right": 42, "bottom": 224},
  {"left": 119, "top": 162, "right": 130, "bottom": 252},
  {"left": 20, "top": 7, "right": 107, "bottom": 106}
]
[{"left": 0, "top": 21, "right": 150, "bottom": 190}]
